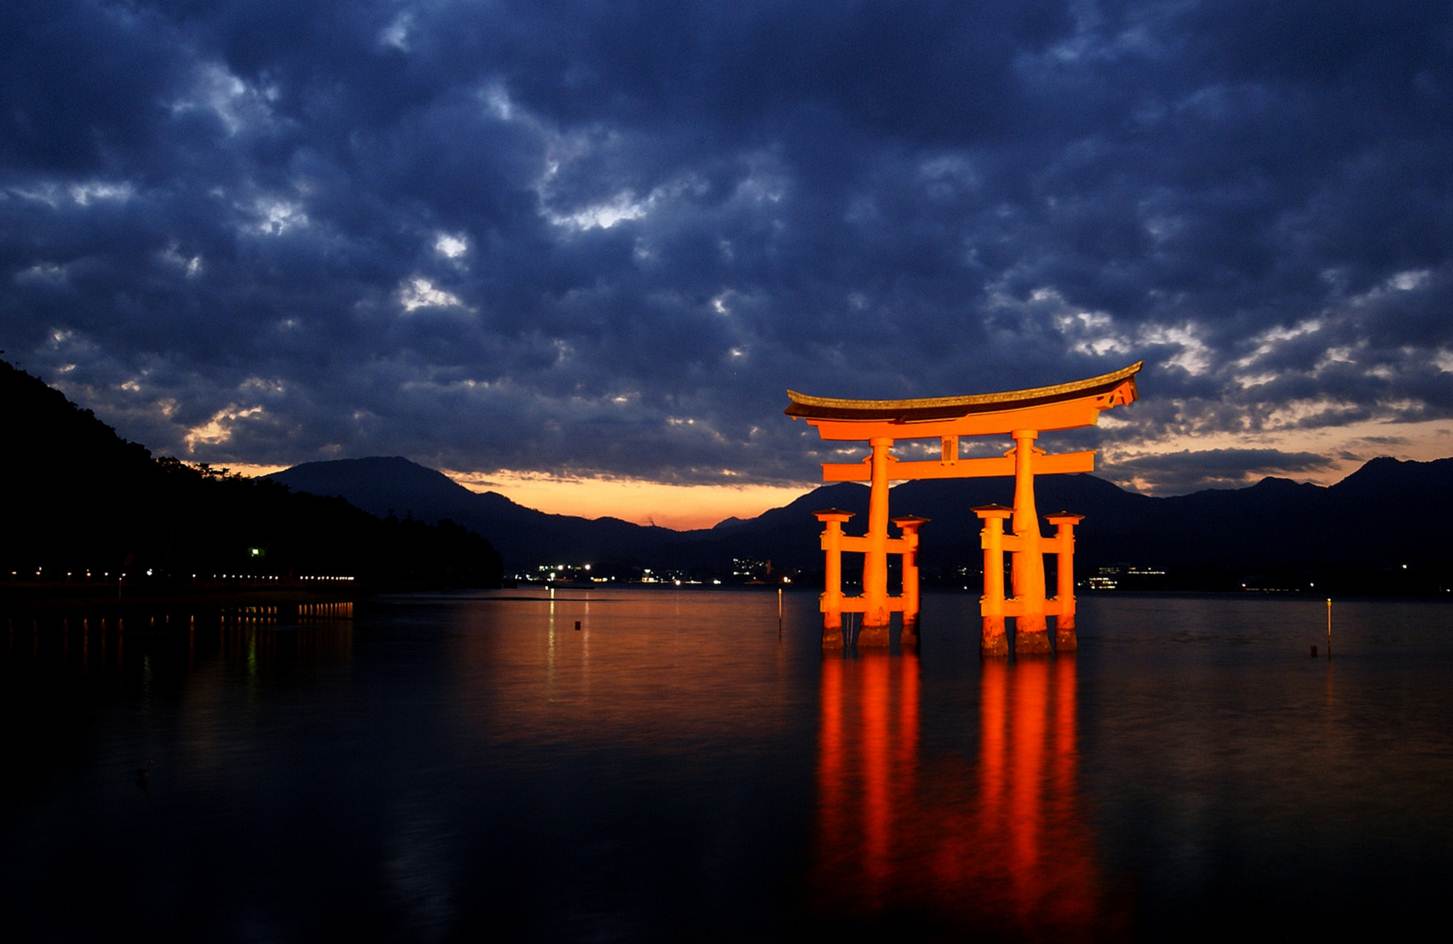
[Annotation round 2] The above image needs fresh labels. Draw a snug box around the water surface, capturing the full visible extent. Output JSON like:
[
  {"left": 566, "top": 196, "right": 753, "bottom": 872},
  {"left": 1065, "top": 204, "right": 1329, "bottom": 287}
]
[{"left": 4, "top": 591, "right": 1451, "bottom": 940}]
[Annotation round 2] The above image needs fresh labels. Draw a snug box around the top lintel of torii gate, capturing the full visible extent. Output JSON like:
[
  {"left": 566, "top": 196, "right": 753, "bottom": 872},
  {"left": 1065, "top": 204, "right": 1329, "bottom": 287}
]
[{"left": 785, "top": 360, "right": 1142, "bottom": 441}]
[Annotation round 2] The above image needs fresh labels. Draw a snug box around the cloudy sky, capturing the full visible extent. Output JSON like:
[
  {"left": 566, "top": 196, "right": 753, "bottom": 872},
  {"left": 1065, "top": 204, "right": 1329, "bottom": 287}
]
[{"left": 4, "top": 1, "right": 1451, "bottom": 527}]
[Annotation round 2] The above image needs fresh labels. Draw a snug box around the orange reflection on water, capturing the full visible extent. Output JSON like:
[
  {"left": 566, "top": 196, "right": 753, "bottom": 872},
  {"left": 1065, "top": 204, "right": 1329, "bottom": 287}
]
[{"left": 814, "top": 654, "right": 1107, "bottom": 934}]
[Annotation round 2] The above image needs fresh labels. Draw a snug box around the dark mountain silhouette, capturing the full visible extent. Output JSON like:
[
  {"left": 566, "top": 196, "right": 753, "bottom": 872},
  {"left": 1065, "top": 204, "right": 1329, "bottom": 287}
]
[
  {"left": 685, "top": 461, "right": 1453, "bottom": 591},
  {"left": 269, "top": 457, "right": 682, "bottom": 572},
  {"left": 272, "top": 452, "right": 1453, "bottom": 593},
  {"left": 0, "top": 360, "right": 501, "bottom": 590}
]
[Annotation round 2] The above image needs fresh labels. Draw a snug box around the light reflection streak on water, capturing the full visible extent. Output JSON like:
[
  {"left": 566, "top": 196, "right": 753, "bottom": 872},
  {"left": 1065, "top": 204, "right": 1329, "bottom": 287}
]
[
  {"left": 814, "top": 651, "right": 1103, "bottom": 934},
  {"left": 1008, "top": 659, "right": 1046, "bottom": 917},
  {"left": 449, "top": 590, "right": 794, "bottom": 753}
]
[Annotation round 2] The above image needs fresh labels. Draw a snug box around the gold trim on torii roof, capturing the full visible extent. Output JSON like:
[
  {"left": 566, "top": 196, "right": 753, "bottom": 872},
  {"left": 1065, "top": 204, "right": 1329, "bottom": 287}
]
[{"left": 784, "top": 361, "right": 1142, "bottom": 421}]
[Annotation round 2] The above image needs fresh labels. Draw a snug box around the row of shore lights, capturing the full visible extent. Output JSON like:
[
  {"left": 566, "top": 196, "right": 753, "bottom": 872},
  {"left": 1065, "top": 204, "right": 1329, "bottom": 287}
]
[
  {"left": 532, "top": 564, "right": 793, "bottom": 587},
  {"left": 13, "top": 568, "right": 354, "bottom": 582}
]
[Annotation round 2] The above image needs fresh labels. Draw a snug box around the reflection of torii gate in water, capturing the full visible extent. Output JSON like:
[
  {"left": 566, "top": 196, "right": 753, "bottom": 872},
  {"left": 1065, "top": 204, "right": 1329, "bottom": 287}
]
[{"left": 786, "top": 361, "right": 1142, "bottom": 655}]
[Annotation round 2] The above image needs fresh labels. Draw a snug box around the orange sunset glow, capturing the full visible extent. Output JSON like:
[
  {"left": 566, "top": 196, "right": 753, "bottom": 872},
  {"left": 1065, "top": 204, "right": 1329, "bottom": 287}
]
[
  {"left": 431, "top": 470, "right": 811, "bottom": 531},
  {"left": 221, "top": 413, "right": 1453, "bottom": 533},
  {"left": 218, "top": 463, "right": 811, "bottom": 530}
]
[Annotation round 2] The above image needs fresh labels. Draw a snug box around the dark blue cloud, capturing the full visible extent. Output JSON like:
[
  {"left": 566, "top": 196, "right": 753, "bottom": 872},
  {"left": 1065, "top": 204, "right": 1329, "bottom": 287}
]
[
  {"left": 3, "top": 0, "right": 1451, "bottom": 492},
  {"left": 1103, "top": 446, "right": 1337, "bottom": 494}
]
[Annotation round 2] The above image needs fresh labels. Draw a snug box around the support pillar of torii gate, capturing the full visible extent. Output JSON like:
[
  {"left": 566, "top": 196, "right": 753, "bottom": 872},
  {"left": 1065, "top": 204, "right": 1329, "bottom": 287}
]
[{"left": 786, "top": 361, "right": 1142, "bottom": 655}]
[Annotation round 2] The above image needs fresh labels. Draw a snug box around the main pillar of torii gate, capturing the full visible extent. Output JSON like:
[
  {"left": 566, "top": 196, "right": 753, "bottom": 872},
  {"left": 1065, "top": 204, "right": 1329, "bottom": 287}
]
[{"left": 786, "top": 361, "right": 1142, "bottom": 654}]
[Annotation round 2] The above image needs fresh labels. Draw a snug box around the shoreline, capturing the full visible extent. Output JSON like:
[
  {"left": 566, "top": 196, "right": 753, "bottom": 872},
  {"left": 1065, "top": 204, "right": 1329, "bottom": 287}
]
[{"left": 0, "top": 582, "right": 360, "bottom": 613}]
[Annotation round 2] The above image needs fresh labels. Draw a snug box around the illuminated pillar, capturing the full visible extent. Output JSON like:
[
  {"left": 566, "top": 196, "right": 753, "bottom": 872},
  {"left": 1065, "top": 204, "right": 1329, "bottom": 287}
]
[
  {"left": 893, "top": 515, "right": 929, "bottom": 645},
  {"left": 1010, "top": 429, "right": 1049, "bottom": 653},
  {"left": 1046, "top": 512, "right": 1083, "bottom": 652},
  {"left": 815, "top": 509, "right": 853, "bottom": 649},
  {"left": 974, "top": 504, "right": 1012, "bottom": 657},
  {"left": 861, "top": 436, "right": 894, "bottom": 640}
]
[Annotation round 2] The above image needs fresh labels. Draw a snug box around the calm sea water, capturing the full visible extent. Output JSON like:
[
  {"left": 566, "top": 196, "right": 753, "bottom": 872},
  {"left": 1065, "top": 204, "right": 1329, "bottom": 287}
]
[{"left": 4, "top": 590, "right": 1452, "bottom": 941}]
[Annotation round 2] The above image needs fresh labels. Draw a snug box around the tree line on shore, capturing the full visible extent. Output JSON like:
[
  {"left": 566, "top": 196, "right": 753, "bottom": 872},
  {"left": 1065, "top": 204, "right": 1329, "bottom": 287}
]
[{"left": 1, "top": 359, "right": 501, "bottom": 591}]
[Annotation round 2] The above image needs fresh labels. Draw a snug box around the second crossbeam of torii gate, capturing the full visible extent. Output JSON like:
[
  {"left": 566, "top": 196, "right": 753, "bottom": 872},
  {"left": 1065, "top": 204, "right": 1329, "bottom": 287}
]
[{"left": 785, "top": 361, "right": 1142, "bottom": 655}]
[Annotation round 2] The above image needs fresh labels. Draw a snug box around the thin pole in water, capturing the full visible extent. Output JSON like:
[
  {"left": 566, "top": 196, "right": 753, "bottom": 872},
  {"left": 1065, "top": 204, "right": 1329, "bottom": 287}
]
[{"left": 1326, "top": 597, "right": 1333, "bottom": 657}]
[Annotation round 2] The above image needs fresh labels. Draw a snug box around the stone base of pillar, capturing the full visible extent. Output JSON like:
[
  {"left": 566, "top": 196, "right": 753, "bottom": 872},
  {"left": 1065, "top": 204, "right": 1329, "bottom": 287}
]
[
  {"left": 857, "top": 625, "right": 890, "bottom": 647},
  {"left": 981, "top": 616, "right": 1009, "bottom": 657},
  {"left": 821, "top": 626, "right": 844, "bottom": 650},
  {"left": 1016, "top": 619, "right": 1052, "bottom": 655},
  {"left": 901, "top": 618, "right": 920, "bottom": 648},
  {"left": 1016, "top": 632, "right": 1051, "bottom": 655},
  {"left": 1055, "top": 623, "right": 1078, "bottom": 652}
]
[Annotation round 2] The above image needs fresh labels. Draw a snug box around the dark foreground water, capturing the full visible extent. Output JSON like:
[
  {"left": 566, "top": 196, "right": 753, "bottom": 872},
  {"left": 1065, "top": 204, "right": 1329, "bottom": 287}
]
[{"left": 4, "top": 590, "right": 1452, "bottom": 941}]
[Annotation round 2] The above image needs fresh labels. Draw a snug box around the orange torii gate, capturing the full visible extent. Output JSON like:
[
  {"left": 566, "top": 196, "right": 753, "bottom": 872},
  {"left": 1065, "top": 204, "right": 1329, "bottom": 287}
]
[{"left": 786, "top": 361, "right": 1142, "bottom": 655}]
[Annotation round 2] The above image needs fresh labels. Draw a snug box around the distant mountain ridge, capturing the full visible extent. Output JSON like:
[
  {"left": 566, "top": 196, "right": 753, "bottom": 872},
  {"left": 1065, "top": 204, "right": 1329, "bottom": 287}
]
[
  {"left": 269, "top": 457, "right": 684, "bottom": 571},
  {"left": 269, "top": 454, "right": 1453, "bottom": 591}
]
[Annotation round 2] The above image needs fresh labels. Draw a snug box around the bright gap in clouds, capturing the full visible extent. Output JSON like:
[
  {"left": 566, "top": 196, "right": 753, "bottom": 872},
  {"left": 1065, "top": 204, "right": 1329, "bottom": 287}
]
[
  {"left": 1101, "top": 418, "right": 1453, "bottom": 493},
  {"left": 434, "top": 233, "right": 468, "bottom": 259},
  {"left": 213, "top": 462, "right": 290, "bottom": 477}
]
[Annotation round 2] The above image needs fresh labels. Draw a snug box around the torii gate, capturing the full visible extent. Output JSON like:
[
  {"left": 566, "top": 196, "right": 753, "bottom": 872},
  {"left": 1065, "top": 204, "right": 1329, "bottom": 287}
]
[{"left": 785, "top": 361, "right": 1142, "bottom": 655}]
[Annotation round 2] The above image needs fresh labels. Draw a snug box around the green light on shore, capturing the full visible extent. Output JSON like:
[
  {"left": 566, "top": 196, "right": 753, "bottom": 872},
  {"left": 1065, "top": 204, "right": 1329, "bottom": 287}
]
[{"left": 249, "top": 547, "right": 264, "bottom": 558}]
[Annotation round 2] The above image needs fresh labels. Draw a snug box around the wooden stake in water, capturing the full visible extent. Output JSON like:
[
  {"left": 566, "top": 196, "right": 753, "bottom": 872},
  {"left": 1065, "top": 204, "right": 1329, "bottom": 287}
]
[{"left": 1326, "top": 597, "right": 1333, "bottom": 657}]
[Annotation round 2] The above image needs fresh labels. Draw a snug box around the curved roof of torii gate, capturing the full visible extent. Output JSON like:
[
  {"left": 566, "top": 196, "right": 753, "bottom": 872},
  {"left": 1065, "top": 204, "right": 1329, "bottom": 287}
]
[{"left": 785, "top": 361, "right": 1143, "bottom": 422}]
